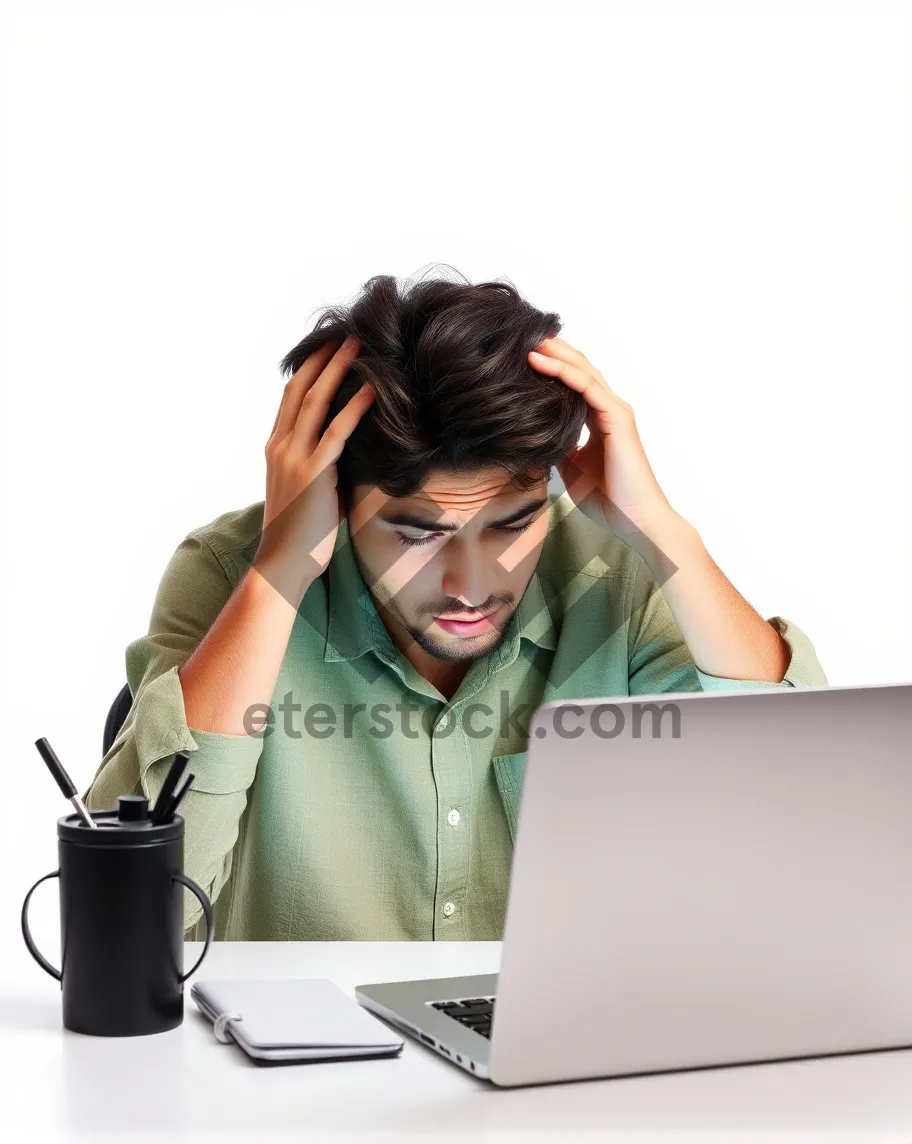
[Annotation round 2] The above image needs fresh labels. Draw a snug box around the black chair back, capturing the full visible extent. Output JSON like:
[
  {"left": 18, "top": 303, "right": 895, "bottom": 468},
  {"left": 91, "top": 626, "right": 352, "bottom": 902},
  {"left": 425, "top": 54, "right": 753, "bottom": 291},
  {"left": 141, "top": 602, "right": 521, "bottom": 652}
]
[{"left": 103, "top": 682, "right": 133, "bottom": 758}]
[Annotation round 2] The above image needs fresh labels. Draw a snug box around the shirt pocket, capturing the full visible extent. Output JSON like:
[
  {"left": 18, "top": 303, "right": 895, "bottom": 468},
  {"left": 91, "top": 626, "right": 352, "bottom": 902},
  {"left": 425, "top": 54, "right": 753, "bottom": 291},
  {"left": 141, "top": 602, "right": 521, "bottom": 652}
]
[{"left": 490, "top": 751, "right": 528, "bottom": 844}]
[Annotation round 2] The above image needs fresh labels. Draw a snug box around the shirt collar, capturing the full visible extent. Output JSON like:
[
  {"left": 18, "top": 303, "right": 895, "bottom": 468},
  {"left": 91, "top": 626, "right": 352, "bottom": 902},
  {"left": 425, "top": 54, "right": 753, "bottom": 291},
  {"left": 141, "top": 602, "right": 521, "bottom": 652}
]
[{"left": 324, "top": 514, "right": 557, "bottom": 665}]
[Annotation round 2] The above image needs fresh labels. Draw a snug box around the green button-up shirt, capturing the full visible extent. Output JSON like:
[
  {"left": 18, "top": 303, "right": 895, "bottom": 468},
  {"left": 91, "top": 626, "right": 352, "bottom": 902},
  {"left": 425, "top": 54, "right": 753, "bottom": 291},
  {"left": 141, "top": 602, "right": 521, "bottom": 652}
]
[{"left": 84, "top": 493, "right": 828, "bottom": 941}]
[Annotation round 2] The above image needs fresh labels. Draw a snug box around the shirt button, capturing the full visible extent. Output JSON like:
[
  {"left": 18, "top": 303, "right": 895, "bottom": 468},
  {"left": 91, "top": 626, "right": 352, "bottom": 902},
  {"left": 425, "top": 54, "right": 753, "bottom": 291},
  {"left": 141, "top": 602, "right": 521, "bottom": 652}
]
[
  {"left": 442, "top": 901, "right": 456, "bottom": 917},
  {"left": 447, "top": 809, "right": 460, "bottom": 826}
]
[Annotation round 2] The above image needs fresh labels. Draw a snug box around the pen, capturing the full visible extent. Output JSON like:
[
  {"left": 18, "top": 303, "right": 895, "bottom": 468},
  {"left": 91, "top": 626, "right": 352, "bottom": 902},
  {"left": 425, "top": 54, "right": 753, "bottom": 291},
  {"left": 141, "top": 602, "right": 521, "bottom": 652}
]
[
  {"left": 34, "top": 738, "right": 98, "bottom": 829},
  {"left": 150, "top": 752, "right": 189, "bottom": 825},
  {"left": 160, "top": 772, "right": 195, "bottom": 822}
]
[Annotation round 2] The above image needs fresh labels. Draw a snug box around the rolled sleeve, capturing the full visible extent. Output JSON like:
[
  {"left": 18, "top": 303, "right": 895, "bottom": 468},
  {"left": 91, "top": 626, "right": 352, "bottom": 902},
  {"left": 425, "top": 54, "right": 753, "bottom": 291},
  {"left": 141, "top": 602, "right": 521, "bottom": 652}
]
[
  {"left": 628, "top": 551, "right": 829, "bottom": 696},
  {"left": 135, "top": 664, "right": 264, "bottom": 800},
  {"left": 695, "top": 615, "right": 829, "bottom": 691}
]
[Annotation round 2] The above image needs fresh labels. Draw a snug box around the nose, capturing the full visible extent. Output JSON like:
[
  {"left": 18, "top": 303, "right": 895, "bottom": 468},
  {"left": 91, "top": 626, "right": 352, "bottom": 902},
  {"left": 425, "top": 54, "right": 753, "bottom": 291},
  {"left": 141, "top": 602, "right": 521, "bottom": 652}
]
[{"left": 440, "top": 538, "right": 494, "bottom": 612}]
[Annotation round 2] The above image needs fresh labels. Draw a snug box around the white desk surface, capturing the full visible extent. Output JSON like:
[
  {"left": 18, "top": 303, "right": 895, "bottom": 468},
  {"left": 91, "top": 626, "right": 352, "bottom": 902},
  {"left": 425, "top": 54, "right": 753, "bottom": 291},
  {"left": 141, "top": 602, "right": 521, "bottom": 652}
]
[{"left": 5, "top": 939, "right": 912, "bottom": 1143}]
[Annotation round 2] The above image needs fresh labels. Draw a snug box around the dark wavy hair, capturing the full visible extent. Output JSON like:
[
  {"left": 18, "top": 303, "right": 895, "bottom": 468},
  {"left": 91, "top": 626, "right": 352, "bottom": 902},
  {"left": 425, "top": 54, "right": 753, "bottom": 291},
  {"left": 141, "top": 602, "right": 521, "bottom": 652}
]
[{"left": 277, "top": 264, "right": 588, "bottom": 507}]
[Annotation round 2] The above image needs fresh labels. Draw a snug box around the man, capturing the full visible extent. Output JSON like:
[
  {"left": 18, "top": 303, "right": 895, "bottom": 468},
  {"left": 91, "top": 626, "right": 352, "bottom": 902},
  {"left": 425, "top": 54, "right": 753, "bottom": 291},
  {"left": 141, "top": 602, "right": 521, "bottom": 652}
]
[{"left": 84, "top": 271, "right": 828, "bottom": 941}]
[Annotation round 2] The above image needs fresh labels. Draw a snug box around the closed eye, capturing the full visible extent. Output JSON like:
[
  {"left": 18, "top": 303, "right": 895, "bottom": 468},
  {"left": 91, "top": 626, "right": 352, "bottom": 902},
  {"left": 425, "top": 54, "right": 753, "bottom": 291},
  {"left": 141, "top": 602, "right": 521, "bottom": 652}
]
[{"left": 394, "top": 520, "right": 535, "bottom": 549}]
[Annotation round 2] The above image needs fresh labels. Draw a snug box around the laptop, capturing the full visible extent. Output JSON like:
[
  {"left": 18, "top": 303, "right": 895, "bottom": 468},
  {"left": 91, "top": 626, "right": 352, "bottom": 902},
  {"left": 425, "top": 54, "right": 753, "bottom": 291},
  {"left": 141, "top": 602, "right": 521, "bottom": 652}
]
[{"left": 355, "top": 681, "right": 912, "bottom": 1086}]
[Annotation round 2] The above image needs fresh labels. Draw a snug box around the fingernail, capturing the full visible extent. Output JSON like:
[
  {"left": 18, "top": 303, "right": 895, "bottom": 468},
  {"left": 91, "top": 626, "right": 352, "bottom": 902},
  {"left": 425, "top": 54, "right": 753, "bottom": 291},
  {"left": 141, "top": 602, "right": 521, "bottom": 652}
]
[{"left": 342, "top": 335, "right": 358, "bottom": 351}]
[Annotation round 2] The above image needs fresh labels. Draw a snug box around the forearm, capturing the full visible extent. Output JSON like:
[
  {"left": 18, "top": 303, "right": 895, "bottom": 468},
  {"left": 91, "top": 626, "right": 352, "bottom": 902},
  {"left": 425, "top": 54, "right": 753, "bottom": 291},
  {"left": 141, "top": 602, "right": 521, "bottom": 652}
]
[
  {"left": 178, "top": 560, "right": 314, "bottom": 736},
  {"left": 634, "top": 512, "right": 791, "bottom": 683}
]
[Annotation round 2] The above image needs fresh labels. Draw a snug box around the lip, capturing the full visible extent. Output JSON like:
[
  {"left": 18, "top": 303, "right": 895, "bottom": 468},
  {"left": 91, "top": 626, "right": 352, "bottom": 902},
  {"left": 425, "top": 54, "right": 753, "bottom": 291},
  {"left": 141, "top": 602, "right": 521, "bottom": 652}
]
[{"left": 433, "top": 606, "right": 500, "bottom": 636}]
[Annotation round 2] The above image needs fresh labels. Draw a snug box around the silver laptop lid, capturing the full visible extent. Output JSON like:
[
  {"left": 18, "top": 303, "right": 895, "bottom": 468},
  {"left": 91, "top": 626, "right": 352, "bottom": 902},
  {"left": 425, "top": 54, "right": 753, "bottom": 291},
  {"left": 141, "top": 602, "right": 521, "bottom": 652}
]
[{"left": 488, "top": 682, "right": 912, "bottom": 1087}]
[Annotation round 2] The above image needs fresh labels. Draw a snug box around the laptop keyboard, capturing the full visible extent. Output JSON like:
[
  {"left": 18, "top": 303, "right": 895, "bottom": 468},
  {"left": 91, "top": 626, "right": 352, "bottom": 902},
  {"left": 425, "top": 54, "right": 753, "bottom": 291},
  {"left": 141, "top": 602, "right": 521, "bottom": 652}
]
[{"left": 430, "top": 996, "right": 496, "bottom": 1039}]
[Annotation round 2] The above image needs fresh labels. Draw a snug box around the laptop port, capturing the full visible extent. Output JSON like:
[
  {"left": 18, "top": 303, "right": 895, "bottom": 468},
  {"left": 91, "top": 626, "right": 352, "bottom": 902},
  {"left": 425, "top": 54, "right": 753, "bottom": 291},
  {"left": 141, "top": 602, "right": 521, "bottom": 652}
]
[
  {"left": 456, "top": 1054, "right": 462, "bottom": 1063},
  {"left": 439, "top": 1045, "right": 451, "bottom": 1056},
  {"left": 419, "top": 1033, "right": 435, "bottom": 1047}
]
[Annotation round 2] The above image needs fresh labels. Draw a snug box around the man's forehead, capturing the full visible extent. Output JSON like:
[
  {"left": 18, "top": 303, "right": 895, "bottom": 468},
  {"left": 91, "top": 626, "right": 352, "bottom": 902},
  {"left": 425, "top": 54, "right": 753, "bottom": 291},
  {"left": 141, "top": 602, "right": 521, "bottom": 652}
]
[{"left": 392, "top": 469, "right": 545, "bottom": 511}]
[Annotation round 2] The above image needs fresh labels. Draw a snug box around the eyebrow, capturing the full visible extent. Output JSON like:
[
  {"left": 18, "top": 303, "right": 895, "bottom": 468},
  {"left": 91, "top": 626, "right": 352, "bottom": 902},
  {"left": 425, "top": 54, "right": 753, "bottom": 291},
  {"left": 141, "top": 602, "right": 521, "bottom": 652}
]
[{"left": 381, "top": 496, "right": 550, "bottom": 533}]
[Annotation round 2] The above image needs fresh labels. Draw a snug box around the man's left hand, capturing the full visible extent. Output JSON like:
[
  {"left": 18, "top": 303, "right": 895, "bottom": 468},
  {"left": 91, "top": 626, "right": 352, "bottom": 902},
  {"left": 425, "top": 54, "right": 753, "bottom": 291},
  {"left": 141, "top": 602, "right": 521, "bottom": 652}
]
[{"left": 528, "top": 336, "right": 682, "bottom": 545}]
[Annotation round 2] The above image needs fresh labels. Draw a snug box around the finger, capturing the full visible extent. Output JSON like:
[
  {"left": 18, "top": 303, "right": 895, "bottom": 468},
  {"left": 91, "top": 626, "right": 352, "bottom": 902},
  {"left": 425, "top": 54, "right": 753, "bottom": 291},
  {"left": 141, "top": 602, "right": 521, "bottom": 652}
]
[
  {"left": 269, "top": 387, "right": 290, "bottom": 439},
  {"left": 347, "top": 484, "right": 393, "bottom": 538},
  {"left": 291, "top": 337, "right": 363, "bottom": 456},
  {"left": 531, "top": 337, "right": 630, "bottom": 406},
  {"left": 271, "top": 338, "right": 343, "bottom": 442},
  {"left": 528, "top": 350, "right": 633, "bottom": 421},
  {"left": 308, "top": 382, "right": 375, "bottom": 473},
  {"left": 559, "top": 455, "right": 602, "bottom": 511}
]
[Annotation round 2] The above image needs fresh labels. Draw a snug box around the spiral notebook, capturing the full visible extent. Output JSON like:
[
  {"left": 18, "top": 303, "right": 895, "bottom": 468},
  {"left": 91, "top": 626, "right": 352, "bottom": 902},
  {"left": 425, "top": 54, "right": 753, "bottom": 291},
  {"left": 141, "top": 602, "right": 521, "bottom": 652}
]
[{"left": 191, "top": 978, "right": 404, "bottom": 1063}]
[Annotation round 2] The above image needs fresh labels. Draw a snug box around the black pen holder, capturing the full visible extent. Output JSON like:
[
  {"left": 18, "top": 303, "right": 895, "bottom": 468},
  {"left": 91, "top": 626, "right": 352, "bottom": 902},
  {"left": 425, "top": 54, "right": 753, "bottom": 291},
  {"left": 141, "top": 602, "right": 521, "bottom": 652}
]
[{"left": 20, "top": 795, "right": 215, "bottom": 1036}]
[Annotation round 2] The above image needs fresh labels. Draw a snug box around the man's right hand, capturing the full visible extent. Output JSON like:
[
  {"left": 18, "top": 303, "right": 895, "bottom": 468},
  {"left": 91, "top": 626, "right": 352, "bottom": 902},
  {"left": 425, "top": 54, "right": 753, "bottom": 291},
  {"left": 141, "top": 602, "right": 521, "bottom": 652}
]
[{"left": 253, "top": 335, "right": 375, "bottom": 601}]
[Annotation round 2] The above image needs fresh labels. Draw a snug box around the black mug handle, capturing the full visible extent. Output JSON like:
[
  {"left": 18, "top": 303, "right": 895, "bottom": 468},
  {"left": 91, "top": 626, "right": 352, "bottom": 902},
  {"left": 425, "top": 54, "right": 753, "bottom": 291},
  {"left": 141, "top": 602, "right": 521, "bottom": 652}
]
[
  {"left": 21, "top": 870, "right": 62, "bottom": 982},
  {"left": 172, "top": 872, "right": 215, "bottom": 983}
]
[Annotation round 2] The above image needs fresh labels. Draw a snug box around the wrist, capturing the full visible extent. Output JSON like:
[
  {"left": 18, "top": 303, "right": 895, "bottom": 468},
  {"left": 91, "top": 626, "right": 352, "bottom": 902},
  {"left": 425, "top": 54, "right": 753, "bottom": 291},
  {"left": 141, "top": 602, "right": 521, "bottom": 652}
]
[
  {"left": 248, "top": 556, "right": 316, "bottom": 611},
  {"left": 628, "top": 510, "right": 702, "bottom": 576}
]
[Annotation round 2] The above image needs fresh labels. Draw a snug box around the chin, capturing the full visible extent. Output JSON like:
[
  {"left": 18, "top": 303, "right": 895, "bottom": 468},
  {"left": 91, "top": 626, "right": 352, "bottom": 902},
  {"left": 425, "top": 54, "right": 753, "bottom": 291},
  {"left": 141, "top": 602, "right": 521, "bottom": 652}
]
[{"left": 411, "top": 627, "right": 505, "bottom": 662}]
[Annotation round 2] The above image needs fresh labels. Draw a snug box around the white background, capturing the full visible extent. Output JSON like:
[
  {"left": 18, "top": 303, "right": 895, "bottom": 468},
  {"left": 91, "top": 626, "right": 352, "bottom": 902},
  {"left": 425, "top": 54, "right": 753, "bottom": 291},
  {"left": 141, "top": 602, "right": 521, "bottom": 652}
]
[{"left": 2, "top": 3, "right": 909, "bottom": 975}]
